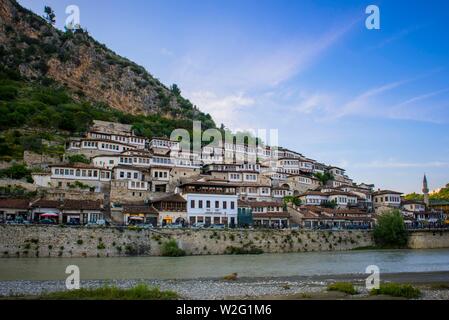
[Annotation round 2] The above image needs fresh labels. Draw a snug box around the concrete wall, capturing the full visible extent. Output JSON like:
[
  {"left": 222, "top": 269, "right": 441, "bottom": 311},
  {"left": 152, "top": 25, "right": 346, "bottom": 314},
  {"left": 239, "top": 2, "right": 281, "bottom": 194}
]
[
  {"left": 0, "top": 225, "right": 373, "bottom": 258},
  {"left": 408, "top": 230, "right": 449, "bottom": 249}
]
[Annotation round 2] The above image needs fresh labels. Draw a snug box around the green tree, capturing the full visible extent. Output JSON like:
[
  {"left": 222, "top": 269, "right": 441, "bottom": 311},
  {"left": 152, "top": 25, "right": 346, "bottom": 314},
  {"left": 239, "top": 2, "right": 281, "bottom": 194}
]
[
  {"left": 314, "top": 172, "right": 334, "bottom": 186},
  {"left": 403, "top": 192, "right": 423, "bottom": 201},
  {"left": 283, "top": 196, "right": 302, "bottom": 207},
  {"left": 170, "top": 84, "right": 181, "bottom": 96},
  {"left": 0, "top": 164, "right": 33, "bottom": 182},
  {"left": 373, "top": 209, "right": 408, "bottom": 248},
  {"left": 44, "top": 6, "right": 56, "bottom": 25},
  {"left": 67, "top": 154, "right": 90, "bottom": 164},
  {"left": 322, "top": 199, "right": 337, "bottom": 209}
]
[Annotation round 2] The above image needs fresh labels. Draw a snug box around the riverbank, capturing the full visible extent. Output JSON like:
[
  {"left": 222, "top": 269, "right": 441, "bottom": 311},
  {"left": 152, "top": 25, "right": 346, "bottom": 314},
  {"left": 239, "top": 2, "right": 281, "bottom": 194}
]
[{"left": 1, "top": 271, "right": 448, "bottom": 300}]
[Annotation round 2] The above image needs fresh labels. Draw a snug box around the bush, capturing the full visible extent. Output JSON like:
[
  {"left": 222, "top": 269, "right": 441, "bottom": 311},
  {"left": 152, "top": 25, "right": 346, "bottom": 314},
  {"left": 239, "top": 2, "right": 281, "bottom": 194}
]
[
  {"left": 327, "top": 282, "right": 358, "bottom": 295},
  {"left": 67, "top": 154, "right": 90, "bottom": 164},
  {"left": 373, "top": 209, "right": 408, "bottom": 248},
  {"left": 97, "top": 243, "right": 105, "bottom": 250},
  {"left": 370, "top": 283, "right": 421, "bottom": 299},
  {"left": 161, "top": 239, "right": 185, "bottom": 257},
  {"left": 0, "top": 85, "right": 19, "bottom": 100},
  {"left": 0, "top": 164, "right": 32, "bottom": 181},
  {"left": 225, "top": 246, "right": 264, "bottom": 255}
]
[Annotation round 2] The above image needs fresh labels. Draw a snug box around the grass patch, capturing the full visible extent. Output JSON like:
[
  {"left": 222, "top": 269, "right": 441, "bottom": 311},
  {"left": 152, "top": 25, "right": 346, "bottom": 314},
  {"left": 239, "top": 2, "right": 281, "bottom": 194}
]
[
  {"left": 161, "top": 239, "right": 185, "bottom": 257},
  {"left": 37, "top": 284, "right": 178, "bottom": 300},
  {"left": 327, "top": 282, "right": 358, "bottom": 295},
  {"left": 370, "top": 283, "right": 421, "bottom": 299}
]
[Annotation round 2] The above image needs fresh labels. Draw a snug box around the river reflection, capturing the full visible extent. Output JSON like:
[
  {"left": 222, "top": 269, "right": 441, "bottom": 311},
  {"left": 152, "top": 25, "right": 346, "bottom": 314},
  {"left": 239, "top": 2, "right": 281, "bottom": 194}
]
[{"left": 1, "top": 248, "right": 449, "bottom": 281}]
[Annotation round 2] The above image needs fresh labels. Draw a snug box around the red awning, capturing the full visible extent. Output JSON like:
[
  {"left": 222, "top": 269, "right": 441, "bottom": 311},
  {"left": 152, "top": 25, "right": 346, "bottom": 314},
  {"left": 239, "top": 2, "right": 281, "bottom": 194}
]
[{"left": 40, "top": 213, "right": 59, "bottom": 217}]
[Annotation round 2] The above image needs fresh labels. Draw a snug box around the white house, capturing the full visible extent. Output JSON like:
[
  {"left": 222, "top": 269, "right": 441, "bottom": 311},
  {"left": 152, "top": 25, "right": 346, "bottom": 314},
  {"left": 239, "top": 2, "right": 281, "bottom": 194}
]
[{"left": 180, "top": 181, "right": 238, "bottom": 226}]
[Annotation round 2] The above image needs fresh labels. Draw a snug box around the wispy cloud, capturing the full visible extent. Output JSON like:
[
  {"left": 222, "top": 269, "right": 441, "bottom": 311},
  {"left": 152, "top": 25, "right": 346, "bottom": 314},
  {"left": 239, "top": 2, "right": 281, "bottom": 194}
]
[
  {"left": 392, "top": 87, "right": 449, "bottom": 109},
  {"left": 334, "top": 78, "right": 412, "bottom": 119},
  {"left": 175, "top": 18, "right": 358, "bottom": 127},
  {"left": 371, "top": 25, "right": 424, "bottom": 49},
  {"left": 354, "top": 160, "right": 449, "bottom": 169}
]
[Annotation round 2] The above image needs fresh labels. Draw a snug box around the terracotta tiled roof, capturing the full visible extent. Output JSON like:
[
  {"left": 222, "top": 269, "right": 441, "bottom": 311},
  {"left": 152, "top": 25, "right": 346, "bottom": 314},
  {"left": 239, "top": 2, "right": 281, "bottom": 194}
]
[
  {"left": 31, "top": 199, "right": 61, "bottom": 208},
  {"left": 123, "top": 205, "right": 158, "bottom": 214},
  {"left": 63, "top": 200, "right": 103, "bottom": 210},
  {"left": 152, "top": 193, "right": 186, "bottom": 203},
  {"left": 0, "top": 198, "right": 30, "bottom": 209}
]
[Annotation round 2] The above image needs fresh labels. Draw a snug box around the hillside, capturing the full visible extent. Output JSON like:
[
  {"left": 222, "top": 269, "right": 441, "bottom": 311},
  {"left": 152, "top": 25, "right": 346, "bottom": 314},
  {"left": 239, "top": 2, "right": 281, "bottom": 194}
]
[
  {"left": 0, "top": 0, "right": 215, "bottom": 126},
  {"left": 404, "top": 184, "right": 449, "bottom": 202}
]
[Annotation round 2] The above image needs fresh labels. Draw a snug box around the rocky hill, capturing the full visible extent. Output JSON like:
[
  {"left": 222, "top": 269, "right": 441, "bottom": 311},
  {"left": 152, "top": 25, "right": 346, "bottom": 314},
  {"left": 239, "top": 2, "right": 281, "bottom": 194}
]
[{"left": 0, "top": 0, "right": 214, "bottom": 127}]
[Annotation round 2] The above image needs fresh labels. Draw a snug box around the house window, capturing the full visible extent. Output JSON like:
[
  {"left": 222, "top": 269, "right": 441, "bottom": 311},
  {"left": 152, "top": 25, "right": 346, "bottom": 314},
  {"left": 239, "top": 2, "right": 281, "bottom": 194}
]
[
  {"left": 206, "top": 201, "right": 211, "bottom": 208},
  {"left": 190, "top": 200, "right": 195, "bottom": 208},
  {"left": 199, "top": 200, "right": 203, "bottom": 208},
  {"left": 215, "top": 201, "right": 219, "bottom": 208},
  {"left": 230, "top": 201, "right": 235, "bottom": 210},
  {"left": 223, "top": 201, "right": 227, "bottom": 209}
]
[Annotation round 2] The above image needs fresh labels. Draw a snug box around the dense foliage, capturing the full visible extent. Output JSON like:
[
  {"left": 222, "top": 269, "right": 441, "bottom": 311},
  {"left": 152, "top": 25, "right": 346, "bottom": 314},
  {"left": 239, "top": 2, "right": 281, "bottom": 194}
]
[
  {"left": 0, "top": 69, "right": 217, "bottom": 161},
  {"left": 0, "top": 164, "right": 33, "bottom": 182},
  {"left": 160, "top": 239, "right": 186, "bottom": 257},
  {"left": 373, "top": 209, "right": 408, "bottom": 248},
  {"left": 313, "top": 172, "right": 334, "bottom": 186},
  {"left": 327, "top": 282, "right": 358, "bottom": 295},
  {"left": 404, "top": 184, "right": 449, "bottom": 202},
  {"left": 67, "top": 154, "right": 90, "bottom": 164}
]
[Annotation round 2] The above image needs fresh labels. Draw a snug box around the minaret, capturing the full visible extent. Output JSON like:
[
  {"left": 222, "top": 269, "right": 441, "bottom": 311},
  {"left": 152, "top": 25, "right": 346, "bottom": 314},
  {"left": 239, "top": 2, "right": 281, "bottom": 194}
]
[{"left": 422, "top": 174, "right": 429, "bottom": 207}]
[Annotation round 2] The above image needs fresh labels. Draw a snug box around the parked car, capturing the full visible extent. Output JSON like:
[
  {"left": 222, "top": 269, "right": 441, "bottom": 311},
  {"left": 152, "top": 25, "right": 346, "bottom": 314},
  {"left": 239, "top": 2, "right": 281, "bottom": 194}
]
[
  {"left": 66, "top": 220, "right": 81, "bottom": 226},
  {"left": 210, "top": 224, "right": 225, "bottom": 229},
  {"left": 191, "top": 222, "right": 206, "bottom": 229},
  {"left": 164, "top": 223, "right": 183, "bottom": 229},
  {"left": 40, "top": 218, "right": 56, "bottom": 224},
  {"left": 140, "top": 223, "right": 154, "bottom": 229}
]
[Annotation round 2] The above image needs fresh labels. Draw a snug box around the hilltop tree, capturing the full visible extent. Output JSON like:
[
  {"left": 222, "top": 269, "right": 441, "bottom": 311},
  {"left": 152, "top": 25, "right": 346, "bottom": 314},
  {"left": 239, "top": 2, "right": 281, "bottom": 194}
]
[
  {"left": 170, "top": 84, "right": 181, "bottom": 96},
  {"left": 44, "top": 6, "right": 56, "bottom": 25}
]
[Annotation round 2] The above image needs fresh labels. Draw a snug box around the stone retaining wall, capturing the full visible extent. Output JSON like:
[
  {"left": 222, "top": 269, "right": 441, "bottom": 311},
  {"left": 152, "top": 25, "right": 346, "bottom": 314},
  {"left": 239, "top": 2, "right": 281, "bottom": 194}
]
[
  {"left": 1, "top": 226, "right": 447, "bottom": 258},
  {"left": 407, "top": 230, "right": 449, "bottom": 249},
  {"left": 0, "top": 225, "right": 373, "bottom": 258}
]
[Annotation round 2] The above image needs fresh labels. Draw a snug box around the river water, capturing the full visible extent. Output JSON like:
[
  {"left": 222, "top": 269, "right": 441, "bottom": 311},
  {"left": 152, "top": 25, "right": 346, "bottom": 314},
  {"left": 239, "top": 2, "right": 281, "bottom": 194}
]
[{"left": 1, "top": 249, "right": 449, "bottom": 281}]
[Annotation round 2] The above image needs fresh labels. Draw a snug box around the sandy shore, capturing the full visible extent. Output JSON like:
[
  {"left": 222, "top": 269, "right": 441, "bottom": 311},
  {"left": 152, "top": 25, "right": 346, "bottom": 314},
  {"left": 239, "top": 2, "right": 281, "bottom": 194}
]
[{"left": 1, "top": 271, "right": 448, "bottom": 300}]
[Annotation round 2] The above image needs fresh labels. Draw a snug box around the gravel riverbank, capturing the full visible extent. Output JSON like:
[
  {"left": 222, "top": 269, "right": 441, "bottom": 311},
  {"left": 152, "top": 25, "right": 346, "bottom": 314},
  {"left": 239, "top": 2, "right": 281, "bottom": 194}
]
[{"left": 1, "top": 272, "right": 448, "bottom": 300}]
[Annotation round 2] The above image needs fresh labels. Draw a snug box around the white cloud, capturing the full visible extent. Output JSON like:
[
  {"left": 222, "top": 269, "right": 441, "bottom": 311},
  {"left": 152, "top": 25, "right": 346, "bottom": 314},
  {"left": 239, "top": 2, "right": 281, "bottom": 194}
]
[{"left": 188, "top": 91, "right": 255, "bottom": 129}]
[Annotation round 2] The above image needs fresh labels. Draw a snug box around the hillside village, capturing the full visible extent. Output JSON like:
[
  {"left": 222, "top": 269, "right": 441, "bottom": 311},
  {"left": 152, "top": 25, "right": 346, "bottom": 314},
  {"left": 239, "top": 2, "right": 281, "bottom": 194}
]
[{"left": 1, "top": 120, "right": 447, "bottom": 229}]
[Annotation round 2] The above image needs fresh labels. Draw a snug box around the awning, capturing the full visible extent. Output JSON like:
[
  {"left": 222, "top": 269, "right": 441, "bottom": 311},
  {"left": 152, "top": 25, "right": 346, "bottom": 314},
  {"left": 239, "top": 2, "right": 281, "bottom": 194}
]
[
  {"left": 129, "top": 216, "right": 144, "bottom": 220},
  {"left": 40, "top": 213, "right": 59, "bottom": 217}
]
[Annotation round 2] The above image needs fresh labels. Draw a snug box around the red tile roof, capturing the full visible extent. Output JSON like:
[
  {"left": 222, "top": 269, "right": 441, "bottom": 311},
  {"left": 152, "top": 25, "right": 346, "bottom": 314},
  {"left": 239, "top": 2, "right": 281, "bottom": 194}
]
[{"left": 0, "top": 198, "right": 30, "bottom": 209}]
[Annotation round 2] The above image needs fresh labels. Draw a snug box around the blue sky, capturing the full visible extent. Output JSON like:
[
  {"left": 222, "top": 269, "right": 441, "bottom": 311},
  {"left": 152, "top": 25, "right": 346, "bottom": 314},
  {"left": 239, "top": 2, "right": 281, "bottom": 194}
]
[{"left": 19, "top": 0, "right": 449, "bottom": 193}]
